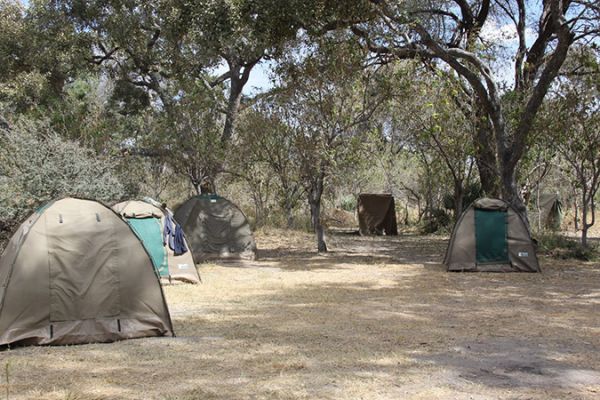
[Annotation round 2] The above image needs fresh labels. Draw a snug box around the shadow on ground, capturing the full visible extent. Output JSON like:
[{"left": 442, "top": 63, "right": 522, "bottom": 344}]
[{"left": 3, "top": 231, "right": 599, "bottom": 400}]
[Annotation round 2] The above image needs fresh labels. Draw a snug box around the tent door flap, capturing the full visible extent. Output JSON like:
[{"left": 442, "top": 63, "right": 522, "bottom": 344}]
[
  {"left": 47, "top": 212, "right": 120, "bottom": 322},
  {"left": 475, "top": 209, "right": 509, "bottom": 264}
]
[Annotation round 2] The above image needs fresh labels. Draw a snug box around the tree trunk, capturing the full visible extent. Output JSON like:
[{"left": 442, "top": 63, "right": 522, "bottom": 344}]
[
  {"left": 308, "top": 170, "right": 327, "bottom": 253},
  {"left": 473, "top": 118, "right": 501, "bottom": 197},
  {"left": 581, "top": 191, "right": 589, "bottom": 248},
  {"left": 502, "top": 163, "right": 530, "bottom": 230},
  {"left": 453, "top": 180, "right": 464, "bottom": 222},
  {"left": 190, "top": 175, "right": 203, "bottom": 195},
  {"left": 285, "top": 199, "right": 295, "bottom": 229},
  {"left": 581, "top": 226, "right": 588, "bottom": 248},
  {"left": 203, "top": 58, "right": 259, "bottom": 186},
  {"left": 573, "top": 190, "right": 579, "bottom": 231},
  {"left": 281, "top": 182, "right": 297, "bottom": 229},
  {"left": 252, "top": 193, "right": 264, "bottom": 227},
  {"left": 222, "top": 74, "right": 244, "bottom": 146},
  {"left": 310, "top": 199, "right": 327, "bottom": 252},
  {"left": 475, "top": 154, "right": 501, "bottom": 197}
]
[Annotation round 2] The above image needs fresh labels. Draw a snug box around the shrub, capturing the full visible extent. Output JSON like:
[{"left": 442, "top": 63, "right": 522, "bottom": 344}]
[
  {"left": 0, "top": 119, "right": 131, "bottom": 251},
  {"left": 419, "top": 208, "right": 451, "bottom": 234},
  {"left": 339, "top": 195, "right": 357, "bottom": 212},
  {"left": 537, "top": 233, "right": 599, "bottom": 261}
]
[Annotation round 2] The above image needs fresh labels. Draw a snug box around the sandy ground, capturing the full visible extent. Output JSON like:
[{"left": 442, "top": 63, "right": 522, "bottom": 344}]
[{"left": 1, "top": 229, "right": 599, "bottom": 400}]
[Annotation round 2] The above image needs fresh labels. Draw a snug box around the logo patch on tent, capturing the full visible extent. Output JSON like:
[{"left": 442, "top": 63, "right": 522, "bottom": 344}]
[
  {"left": 518, "top": 252, "right": 529, "bottom": 257},
  {"left": 177, "top": 264, "right": 190, "bottom": 270}
]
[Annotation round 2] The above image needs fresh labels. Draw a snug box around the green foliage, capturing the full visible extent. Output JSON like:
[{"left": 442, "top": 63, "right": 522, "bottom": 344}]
[
  {"left": 538, "top": 46, "right": 600, "bottom": 246},
  {"left": 443, "top": 183, "right": 483, "bottom": 211},
  {"left": 0, "top": 0, "right": 598, "bottom": 252},
  {"left": 537, "top": 233, "right": 599, "bottom": 261},
  {"left": 0, "top": 0, "right": 93, "bottom": 112},
  {"left": 153, "top": 83, "right": 226, "bottom": 192},
  {"left": 276, "top": 33, "right": 392, "bottom": 188},
  {"left": 232, "top": 106, "right": 305, "bottom": 226},
  {"left": 339, "top": 195, "right": 356, "bottom": 212},
  {"left": 0, "top": 119, "right": 131, "bottom": 250},
  {"left": 419, "top": 208, "right": 451, "bottom": 234}
]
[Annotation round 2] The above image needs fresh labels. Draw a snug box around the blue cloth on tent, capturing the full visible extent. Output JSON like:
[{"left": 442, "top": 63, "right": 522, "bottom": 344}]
[
  {"left": 163, "top": 212, "right": 175, "bottom": 249},
  {"left": 163, "top": 211, "right": 188, "bottom": 255},
  {"left": 173, "top": 224, "right": 188, "bottom": 256}
]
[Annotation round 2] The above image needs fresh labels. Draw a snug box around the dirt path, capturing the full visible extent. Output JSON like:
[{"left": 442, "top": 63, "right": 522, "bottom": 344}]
[{"left": 1, "top": 229, "right": 599, "bottom": 399}]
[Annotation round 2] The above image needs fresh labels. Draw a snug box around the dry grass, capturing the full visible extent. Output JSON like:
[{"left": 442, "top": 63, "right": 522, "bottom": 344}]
[{"left": 1, "top": 228, "right": 600, "bottom": 400}]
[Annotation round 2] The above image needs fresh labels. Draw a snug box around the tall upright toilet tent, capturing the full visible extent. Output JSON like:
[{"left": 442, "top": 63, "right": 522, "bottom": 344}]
[
  {"left": 444, "top": 198, "right": 540, "bottom": 272},
  {"left": 112, "top": 199, "right": 200, "bottom": 284},
  {"left": 356, "top": 193, "right": 399, "bottom": 236},
  {"left": 0, "top": 198, "right": 174, "bottom": 347}
]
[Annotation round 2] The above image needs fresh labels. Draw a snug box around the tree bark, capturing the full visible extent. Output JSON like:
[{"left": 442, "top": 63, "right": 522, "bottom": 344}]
[
  {"left": 501, "top": 161, "right": 529, "bottom": 229},
  {"left": 573, "top": 191, "right": 579, "bottom": 231},
  {"left": 222, "top": 72, "right": 244, "bottom": 146},
  {"left": 220, "top": 57, "right": 260, "bottom": 145},
  {"left": 285, "top": 199, "right": 295, "bottom": 229},
  {"left": 453, "top": 180, "right": 464, "bottom": 222},
  {"left": 308, "top": 168, "right": 327, "bottom": 252},
  {"left": 582, "top": 197, "right": 589, "bottom": 248},
  {"left": 473, "top": 114, "right": 501, "bottom": 197},
  {"left": 580, "top": 185, "right": 597, "bottom": 249}
]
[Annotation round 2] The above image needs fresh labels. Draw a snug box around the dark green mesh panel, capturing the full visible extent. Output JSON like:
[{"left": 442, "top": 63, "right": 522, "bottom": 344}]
[{"left": 475, "top": 209, "right": 509, "bottom": 264}]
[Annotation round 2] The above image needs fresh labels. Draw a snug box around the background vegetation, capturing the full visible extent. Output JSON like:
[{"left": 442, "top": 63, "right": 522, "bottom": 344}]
[{"left": 1, "top": 0, "right": 598, "bottom": 257}]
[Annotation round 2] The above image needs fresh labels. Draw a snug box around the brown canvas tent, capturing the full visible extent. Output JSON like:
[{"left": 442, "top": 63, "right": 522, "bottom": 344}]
[
  {"left": 444, "top": 198, "right": 540, "bottom": 272},
  {"left": 0, "top": 198, "right": 174, "bottom": 347},
  {"left": 174, "top": 194, "right": 257, "bottom": 261},
  {"left": 112, "top": 199, "right": 200, "bottom": 284},
  {"left": 357, "top": 194, "right": 398, "bottom": 236},
  {"left": 537, "top": 193, "right": 563, "bottom": 231}
]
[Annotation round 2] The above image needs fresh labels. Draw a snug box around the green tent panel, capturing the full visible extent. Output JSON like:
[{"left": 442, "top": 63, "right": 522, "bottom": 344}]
[
  {"left": 127, "top": 218, "right": 168, "bottom": 277},
  {"left": 475, "top": 209, "right": 509, "bottom": 264}
]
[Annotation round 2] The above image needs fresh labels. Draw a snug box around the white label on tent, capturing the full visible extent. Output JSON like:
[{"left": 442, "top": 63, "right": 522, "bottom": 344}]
[
  {"left": 177, "top": 264, "right": 190, "bottom": 270},
  {"left": 518, "top": 252, "right": 529, "bottom": 257},
  {"left": 210, "top": 199, "right": 217, "bottom": 203}
]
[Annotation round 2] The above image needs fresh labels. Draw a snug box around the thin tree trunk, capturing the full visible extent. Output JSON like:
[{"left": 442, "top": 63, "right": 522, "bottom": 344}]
[
  {"left": 190, "top": 176, "right": 202, "bottom": 195},
  {"left": 222, "top": 75, "right": 244, "bottom": 146},
  {"left": 581, "top": 226, "right": 588, "bottom": 248},
  {"left": 502, "top": 162, "right": 530, "bottom": 231},
  {"left": 453, "top": 180, "right": 464, "bottom": 222},
  {"left": 309, "top": 170, "right": 327, "bottom": 253},
  {"left": 573, "top": 189, "right": 579, "bottom": 231},
  {"left": 285, "top": 200, "right": 294, "bottom": 229},
  {"left": 581, "top": 191, "right": 589, "bottom": 248},
  {"left": 310, "top": 199, "right": 327, "bottom": 252},
  {"left": 253, "top": 192, "right": 263, "bottom": 227}
]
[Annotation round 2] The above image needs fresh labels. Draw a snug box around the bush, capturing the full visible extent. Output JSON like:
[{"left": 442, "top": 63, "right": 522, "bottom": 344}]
[
  {"left": 443, "top": 183, "right": 483, "bottom": 211},
  {"left": 339, "top": 195, "right": 357, "bottom": 212},
  {"left": 0, "top": 119, "right": 131, "bottom": 252},
  {"left": 419, "top": 208, "right": 451, "bottom": 234},
  {"left": 537, "top": 233, "right": 599, "bottom": 261}
]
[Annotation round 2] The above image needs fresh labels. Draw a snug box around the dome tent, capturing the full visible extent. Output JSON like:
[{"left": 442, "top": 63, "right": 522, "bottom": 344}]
[
  {"left": 444, "top": 198, "right": 540, "bottom": 272},
  {"left": 0, "top": 198, "right": 174, "bottom": 347},
  {"left": 174, "top": 194, "right": 257, "bottom": 261},
  {"left": 112, "top": 198, "right": 200, "bottom": 284}
]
